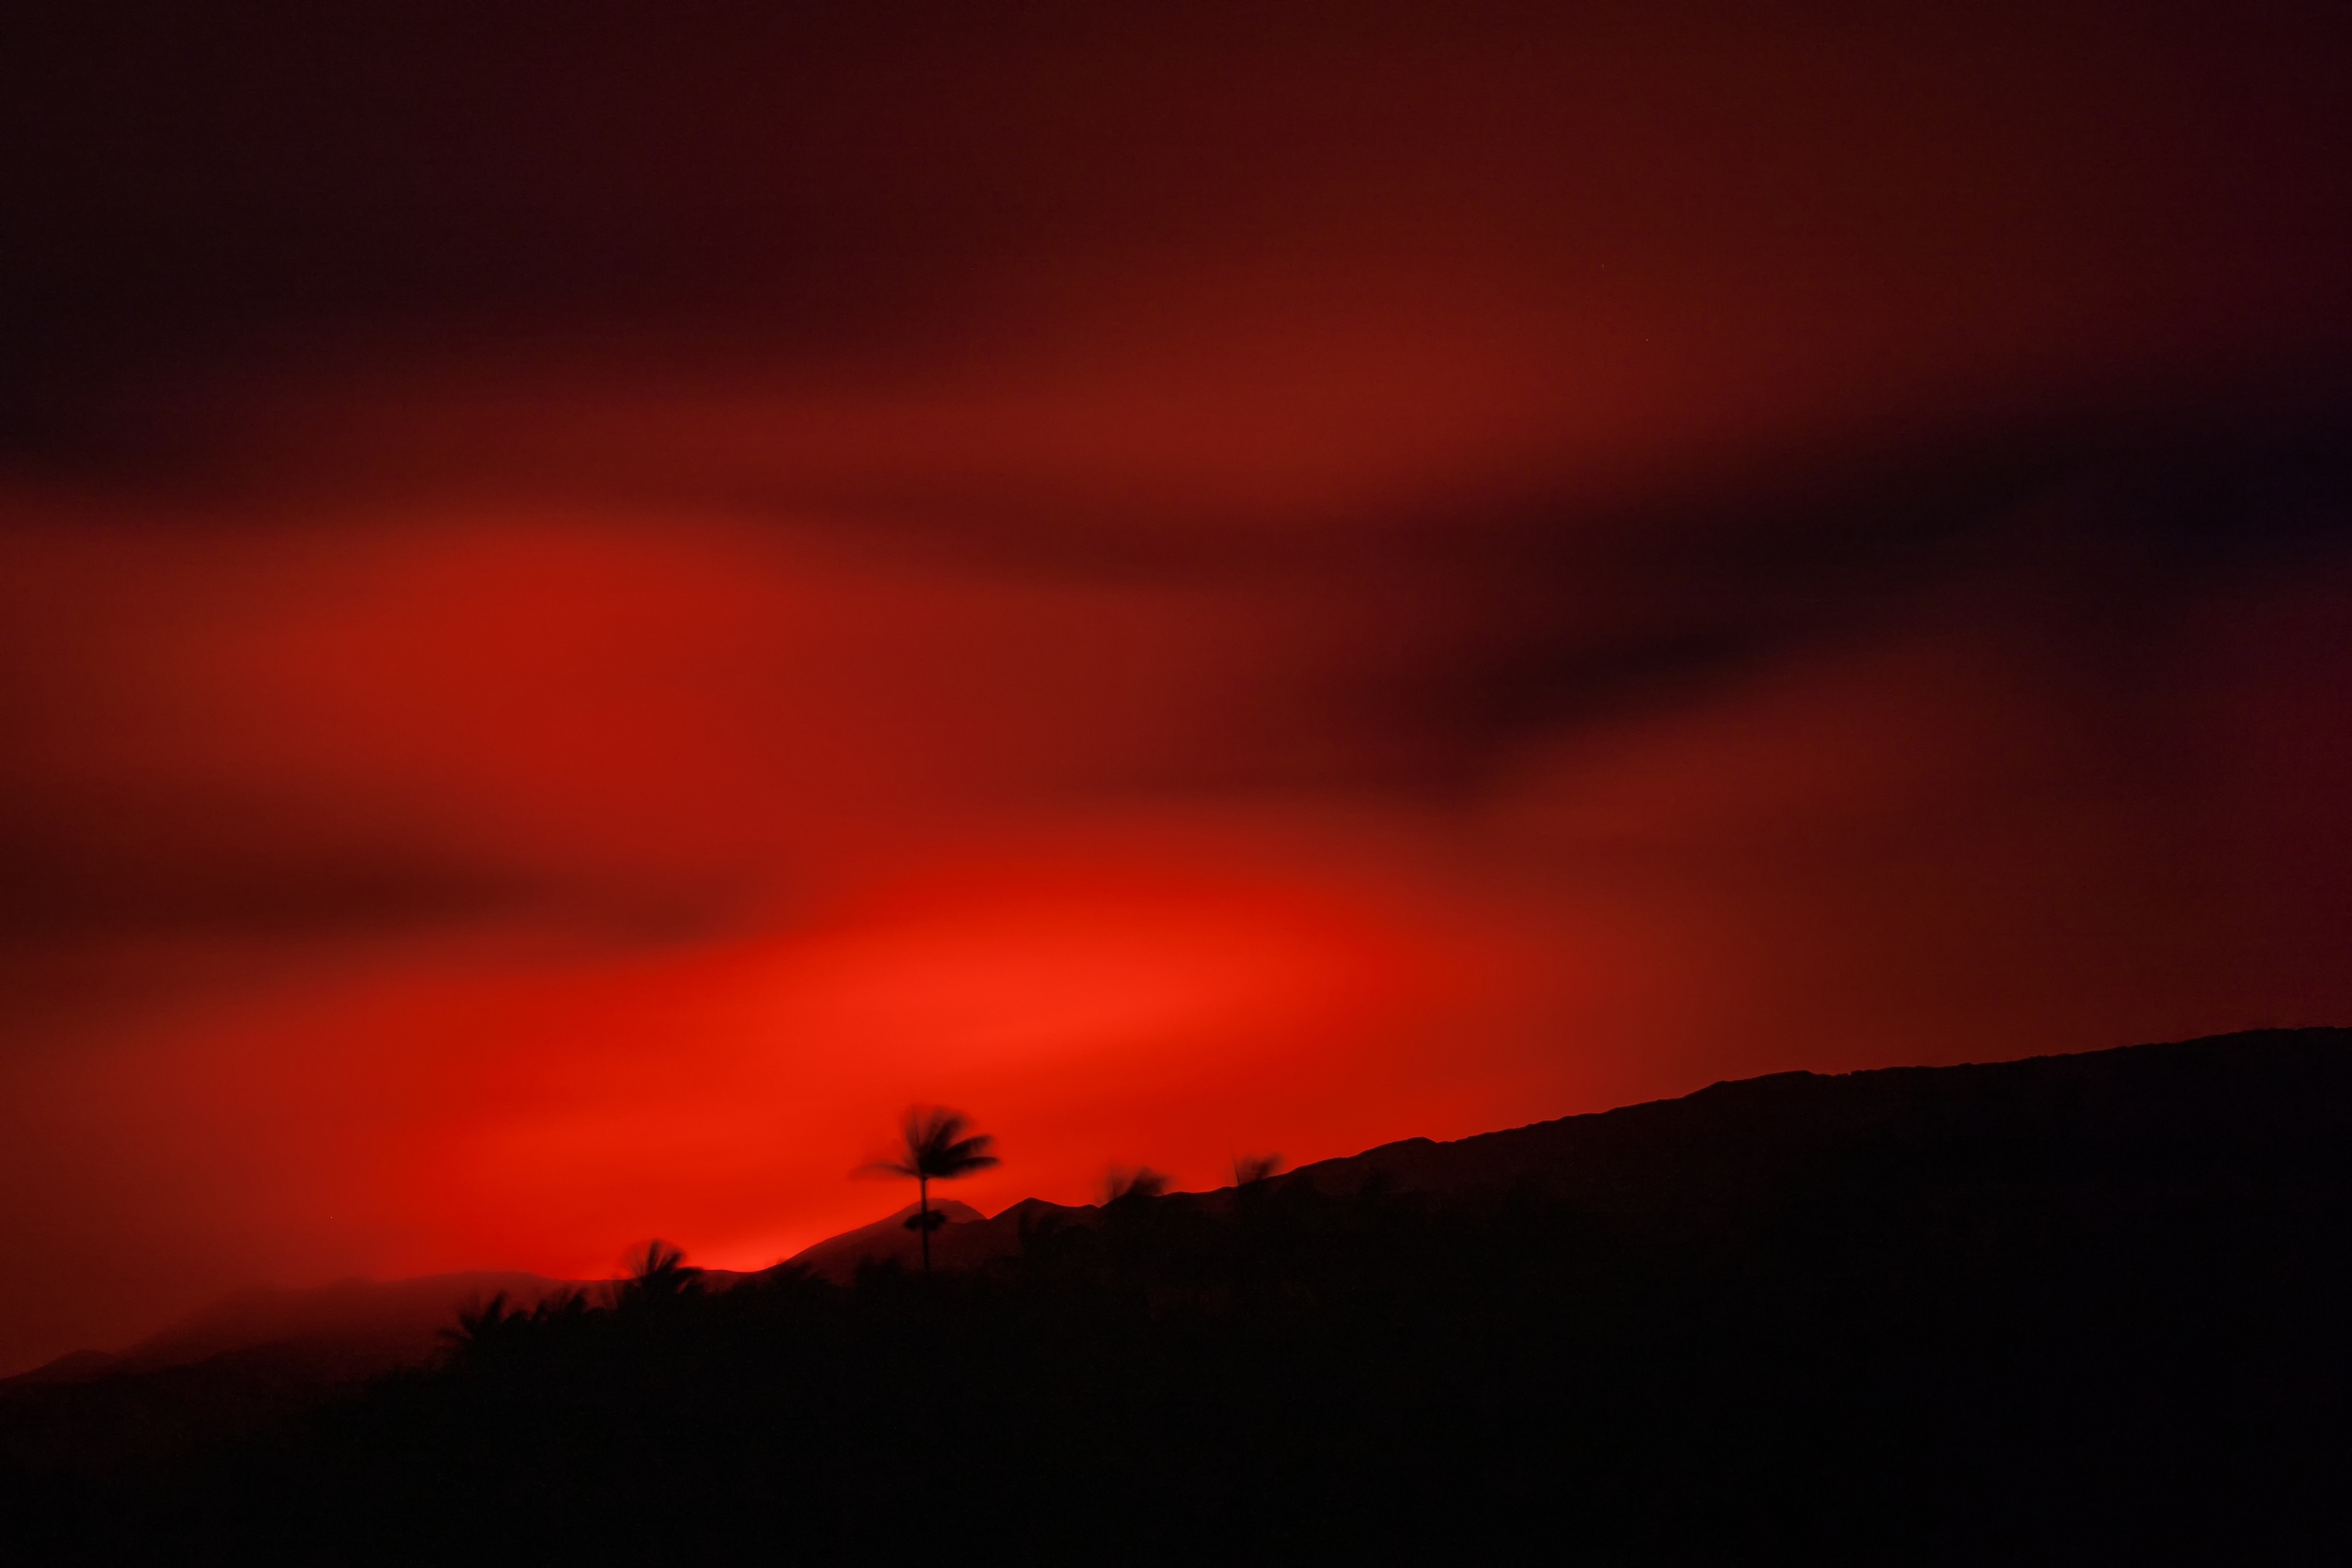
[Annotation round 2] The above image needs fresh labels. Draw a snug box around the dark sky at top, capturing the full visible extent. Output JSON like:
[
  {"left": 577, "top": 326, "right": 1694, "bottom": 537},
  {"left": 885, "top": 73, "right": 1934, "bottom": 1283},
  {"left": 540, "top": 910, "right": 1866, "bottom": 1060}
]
[{"left": 1, "top": 0, "right": 2348, "bottom": 1372}]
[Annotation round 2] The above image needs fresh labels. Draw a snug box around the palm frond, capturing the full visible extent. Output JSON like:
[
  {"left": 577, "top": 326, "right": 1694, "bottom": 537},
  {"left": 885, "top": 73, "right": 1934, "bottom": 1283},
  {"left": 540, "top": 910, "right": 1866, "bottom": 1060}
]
[
  {"left": 616, "top": 1239, "right": 702, "bottom": 1308},
  {"left": 628, "top": 1239, "right": 691, "bottom": 1281},
  {"left": 856, "top": 1105, "right": 1001, "bottom": 1182},
  {"left": 441, "top": 1291, "right": 518, "bottom": 1354},
  {"left": 1104, "top": 1165, "right": 1170, "bottom": 1203},
  {"left": 1233, "top": 1152, "right": 1285, "bottom": 1186}
]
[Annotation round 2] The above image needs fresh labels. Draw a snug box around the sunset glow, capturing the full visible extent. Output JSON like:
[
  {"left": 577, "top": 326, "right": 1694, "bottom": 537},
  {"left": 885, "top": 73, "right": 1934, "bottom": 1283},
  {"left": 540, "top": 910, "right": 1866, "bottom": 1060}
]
[{"left": 3, "top": 1, "right": 2349, "bottom": 1375}]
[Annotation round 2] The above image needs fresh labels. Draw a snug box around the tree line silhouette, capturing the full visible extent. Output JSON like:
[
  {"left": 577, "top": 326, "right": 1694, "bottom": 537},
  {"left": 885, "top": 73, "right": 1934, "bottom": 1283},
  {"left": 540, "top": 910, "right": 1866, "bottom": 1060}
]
[{"left": 7, "top": 1045, "right": 2350, "bottom": 1564}]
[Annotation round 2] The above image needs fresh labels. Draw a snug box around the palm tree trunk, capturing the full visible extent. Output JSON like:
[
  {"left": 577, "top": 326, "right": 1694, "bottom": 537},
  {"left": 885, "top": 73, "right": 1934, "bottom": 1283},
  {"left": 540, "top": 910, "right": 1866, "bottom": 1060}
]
[{"left": 918, "top": 1175, "right": 931, "bottom": 1280}]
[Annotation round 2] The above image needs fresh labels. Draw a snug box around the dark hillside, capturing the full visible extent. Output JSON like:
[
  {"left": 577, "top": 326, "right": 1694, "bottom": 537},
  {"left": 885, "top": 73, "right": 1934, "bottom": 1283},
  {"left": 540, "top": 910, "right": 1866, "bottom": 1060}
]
[
  {"left": 1288, "top": 1024, "right": 2352, "bottom": 1212},
  {"left": 782, "top": 1026, "right": 2352, "bottom": 1280},
  {"left": 778, "top": 1199, "right": 988, "bottom": 1283},
  {"left": 4, "top": 1028, "right": 2347, "bottom": 1563}
]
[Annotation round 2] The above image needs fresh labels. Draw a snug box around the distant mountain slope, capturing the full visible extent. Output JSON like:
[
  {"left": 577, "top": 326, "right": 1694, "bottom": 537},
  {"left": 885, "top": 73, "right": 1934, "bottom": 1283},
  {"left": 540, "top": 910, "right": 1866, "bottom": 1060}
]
[
  {"left": 774, "top": 1026, "right": 2352, "bottom": 1280},
  {"left": 14, "top": 1027, "right": 2345, "bottom": 1385},
  {"left": 3, "top": 1271, "right": 581, "bottom": 1390},
  {"left": 5, "top": 1025, "right": 2344, "bottom": 1558},
  {"left": 123, "top": 1272, "right": 578, "bottom": 1376},
  {"left": 777, "top": 1199, "right": 987, "bottom": 1283},
  {"left": 1284, "top": 1024, "right": 2352, "bottom": 1212},
  {"left": 0, "top": 1271, "right": 592, "bottom": 1473}
]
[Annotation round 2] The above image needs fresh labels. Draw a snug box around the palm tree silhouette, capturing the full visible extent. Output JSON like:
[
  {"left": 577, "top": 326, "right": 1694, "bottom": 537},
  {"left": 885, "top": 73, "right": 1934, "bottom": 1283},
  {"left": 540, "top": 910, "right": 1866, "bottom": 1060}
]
[
  {"left": 1232, "top": 1153, "right": 1284, "bottom": 1186},
  {"left": 858, "top": 1106, "right": 999, "bottom": 1280},
  {"left": 1103, "top": 1165, "right": 1170, "bottom": 1204},
  {"left": 442, "top": 1291, "right": 525, "bottom": 1362},
  {"left": 616, "top": 1239, "right": 701, "bottom": 1311}
]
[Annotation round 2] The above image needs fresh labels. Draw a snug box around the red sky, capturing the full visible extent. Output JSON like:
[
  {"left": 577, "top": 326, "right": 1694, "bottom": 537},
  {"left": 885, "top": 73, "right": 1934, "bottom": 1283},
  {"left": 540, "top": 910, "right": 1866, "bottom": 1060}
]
[{"left": 2, "top": 0, "right": 2350, "bottom": 1372}]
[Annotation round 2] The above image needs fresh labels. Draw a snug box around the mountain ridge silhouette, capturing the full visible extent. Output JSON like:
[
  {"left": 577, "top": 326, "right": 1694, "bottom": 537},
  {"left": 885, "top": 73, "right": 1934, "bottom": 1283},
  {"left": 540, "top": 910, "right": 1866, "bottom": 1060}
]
[
  {"left": 10, "top": 1025, "right": 2343, "bottom": 1388},
  {"left": 763, "top": 1023, "right": 2352, "bottom": 1279},
  {"left": 5, "top": 1025, "right": 2346, "bottom": 1560}
]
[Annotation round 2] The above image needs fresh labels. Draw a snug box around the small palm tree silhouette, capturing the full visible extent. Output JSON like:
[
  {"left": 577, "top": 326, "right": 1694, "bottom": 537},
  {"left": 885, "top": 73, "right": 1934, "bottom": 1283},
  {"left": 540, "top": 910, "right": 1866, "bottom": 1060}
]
[
  {"left": 1104, "top": 1165, "right": 1170, "bottom": 1204},
  {"left": 858, "top": 1106, "right": 999, "bottom": 1280},
  {"left": 442, "top": 1291, "right": 526, "bottom": 1362},
  {"left": 616, "top": 1239, "right": 700, "bottom": 1310},
  {"left": 1232, "top": 1152, "right": 1284, "bottom": 1186}
]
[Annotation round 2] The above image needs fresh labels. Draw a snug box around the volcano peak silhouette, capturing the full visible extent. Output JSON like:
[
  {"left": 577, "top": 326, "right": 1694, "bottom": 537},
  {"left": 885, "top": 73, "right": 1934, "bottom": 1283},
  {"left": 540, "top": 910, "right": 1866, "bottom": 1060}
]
[{"left": 778, "top": 1198, "right": 990, "bottom": 1284}]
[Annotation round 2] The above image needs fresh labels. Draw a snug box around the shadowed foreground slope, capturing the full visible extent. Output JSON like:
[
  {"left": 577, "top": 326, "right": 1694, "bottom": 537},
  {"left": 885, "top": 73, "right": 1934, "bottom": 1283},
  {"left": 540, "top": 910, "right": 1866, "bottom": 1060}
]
[{"left": 5, "top": 1028, "right": 2348, "bottom": 1563}]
